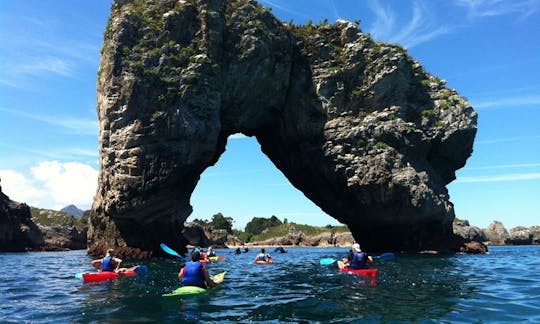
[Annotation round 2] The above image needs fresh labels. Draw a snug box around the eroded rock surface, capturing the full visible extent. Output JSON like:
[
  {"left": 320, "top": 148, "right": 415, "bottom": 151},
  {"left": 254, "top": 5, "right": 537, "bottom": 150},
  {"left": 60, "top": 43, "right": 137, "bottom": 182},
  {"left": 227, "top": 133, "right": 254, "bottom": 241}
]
[
  {"left": 0, "top": 184, "right": 43, "bottom": 251},
  {"left": 89, "top": 0, "right": 477, "bottom": 257}
]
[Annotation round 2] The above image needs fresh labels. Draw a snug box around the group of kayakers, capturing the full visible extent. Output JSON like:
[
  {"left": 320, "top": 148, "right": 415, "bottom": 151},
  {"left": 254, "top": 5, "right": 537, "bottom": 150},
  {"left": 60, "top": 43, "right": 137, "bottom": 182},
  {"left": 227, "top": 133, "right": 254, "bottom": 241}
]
[{"left": 91, "top": 242, "right": 373, "bottom": 290}]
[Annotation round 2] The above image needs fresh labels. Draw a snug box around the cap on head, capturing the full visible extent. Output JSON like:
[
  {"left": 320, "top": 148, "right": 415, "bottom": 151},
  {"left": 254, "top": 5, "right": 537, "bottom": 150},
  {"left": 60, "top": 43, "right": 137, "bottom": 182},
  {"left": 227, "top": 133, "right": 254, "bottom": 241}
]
[{"left": 352, "top": 243, "right": 360, "bottom": 251}]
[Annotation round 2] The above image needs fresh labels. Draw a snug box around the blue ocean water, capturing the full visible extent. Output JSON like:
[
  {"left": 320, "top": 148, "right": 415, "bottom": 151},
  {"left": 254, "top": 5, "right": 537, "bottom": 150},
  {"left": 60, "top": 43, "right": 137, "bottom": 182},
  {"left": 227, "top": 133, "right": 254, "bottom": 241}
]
[{"left": 1, "top": 245, "right": 539, "bottom": 323}]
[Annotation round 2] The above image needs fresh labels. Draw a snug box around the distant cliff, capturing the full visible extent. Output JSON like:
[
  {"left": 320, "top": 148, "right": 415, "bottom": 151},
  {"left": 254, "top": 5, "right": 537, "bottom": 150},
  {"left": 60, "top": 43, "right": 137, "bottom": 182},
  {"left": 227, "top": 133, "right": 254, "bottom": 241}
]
[
  {"left": 89, "top": 0, "right": 476, "bottom": 257},
  {"left": 0, "top": 184, "right": 43, "bottom": 252},
  {"left": 0, "top": 180, "right": 88, "bottom": 251}
]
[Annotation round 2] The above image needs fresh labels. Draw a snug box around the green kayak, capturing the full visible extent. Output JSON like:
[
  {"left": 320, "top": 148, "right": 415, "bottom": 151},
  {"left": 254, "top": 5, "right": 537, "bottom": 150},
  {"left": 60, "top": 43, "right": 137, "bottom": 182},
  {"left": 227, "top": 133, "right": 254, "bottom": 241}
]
[{"left": 162, "top": 272, "right": 226, "bottom": 298}]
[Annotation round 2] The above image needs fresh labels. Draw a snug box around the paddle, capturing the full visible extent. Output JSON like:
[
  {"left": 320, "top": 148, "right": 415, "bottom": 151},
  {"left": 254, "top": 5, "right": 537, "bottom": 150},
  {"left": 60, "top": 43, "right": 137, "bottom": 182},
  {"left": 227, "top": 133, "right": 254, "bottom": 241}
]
[
  {"left": 320, "top": 253, "right": 395, "bottom": 265},
  {"left": 160, "top": 243, "right": 186, "bottom": 261},
  {"left": 320, "top": 258, "right": 337, "bottom": 265},
  {"left": 134, "top": 265, "right": 149, "bottom": 275}
]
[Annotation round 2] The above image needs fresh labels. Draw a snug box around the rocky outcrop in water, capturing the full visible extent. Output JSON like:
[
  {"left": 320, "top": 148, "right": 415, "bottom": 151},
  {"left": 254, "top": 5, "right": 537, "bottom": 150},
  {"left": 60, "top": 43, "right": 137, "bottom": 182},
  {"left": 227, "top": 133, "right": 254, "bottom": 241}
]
[
  {"left": 453, "top": 220, "right": 540, "bottom": 247},
  {"left": 89, "top": 0, "right": 477, "bottom": 257},
  {"left": 0, "top": 183, "right": 43, "bottom": 252}
]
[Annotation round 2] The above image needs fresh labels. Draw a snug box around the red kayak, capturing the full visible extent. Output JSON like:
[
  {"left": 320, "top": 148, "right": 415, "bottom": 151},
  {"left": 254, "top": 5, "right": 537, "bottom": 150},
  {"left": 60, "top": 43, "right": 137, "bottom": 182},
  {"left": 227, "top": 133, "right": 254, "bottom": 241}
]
[
  {"left": 337, "top": 261, "right": 377, "bottom": 276},
  {"left": 340, "top": 267, "right": 377, "bottom": 276},
  {"left": 254, "top": 259, "right": 274, "bottom": 264},
  {"left": 80, "top": 266, "right": 147, "bottom": 283}
]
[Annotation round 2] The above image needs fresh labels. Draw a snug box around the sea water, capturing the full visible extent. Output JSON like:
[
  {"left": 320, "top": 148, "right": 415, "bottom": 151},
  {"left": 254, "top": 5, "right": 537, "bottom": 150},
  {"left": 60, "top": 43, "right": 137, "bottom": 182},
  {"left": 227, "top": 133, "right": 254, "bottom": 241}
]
[{"left": 1, "top": 245, "right": 539, "bottom": 323}]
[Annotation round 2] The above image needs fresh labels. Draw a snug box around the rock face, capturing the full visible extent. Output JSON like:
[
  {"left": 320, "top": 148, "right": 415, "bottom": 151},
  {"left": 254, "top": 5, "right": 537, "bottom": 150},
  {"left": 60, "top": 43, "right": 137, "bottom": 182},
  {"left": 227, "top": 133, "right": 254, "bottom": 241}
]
[
  {"left": 453, "top": 219, "right": 487, "bottom": 242},
  {"left": 0, "top": 184, "right": 44, "bottom": 251},
  {"left": 31, "top": 208, "right": 88, "bottom": 251},
  {"left": 89, "top": 0, "right": 477, "bottom": 256},
  {"left": 483, "top": 221, "right": 509, "bottom": 245}
]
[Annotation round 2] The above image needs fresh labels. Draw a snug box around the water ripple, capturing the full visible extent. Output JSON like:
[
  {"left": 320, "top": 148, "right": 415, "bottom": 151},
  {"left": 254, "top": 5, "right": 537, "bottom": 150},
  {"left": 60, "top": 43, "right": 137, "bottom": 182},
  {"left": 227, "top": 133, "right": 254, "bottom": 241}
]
[{"left": 2, "top": 246, "right": 540, "bottom": 322}]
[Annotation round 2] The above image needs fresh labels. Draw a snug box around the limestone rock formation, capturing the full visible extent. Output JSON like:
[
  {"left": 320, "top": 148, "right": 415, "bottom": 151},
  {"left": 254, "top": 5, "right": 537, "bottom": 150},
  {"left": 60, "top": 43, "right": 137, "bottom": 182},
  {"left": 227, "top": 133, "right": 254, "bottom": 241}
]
[
  {"left": 505, "top": 226, "right": 540, "bottom": 245},
  {"left": 181, "top": 222, "right": 237, "bottom": 247},
  {"left": 89, "top": 0, "right": 477, "bottom": 257},
  {"left": 31, "top": 208, "right": 88, "bottom": 251},
  {"left": 0, "top": 183, "right": 44, "bottom": 251},
  {"left": 453, "top": 219, "right": 487, "bottom": 242},
  {"left": 483, "top": 221, "right": 509, "bottom": 245}
]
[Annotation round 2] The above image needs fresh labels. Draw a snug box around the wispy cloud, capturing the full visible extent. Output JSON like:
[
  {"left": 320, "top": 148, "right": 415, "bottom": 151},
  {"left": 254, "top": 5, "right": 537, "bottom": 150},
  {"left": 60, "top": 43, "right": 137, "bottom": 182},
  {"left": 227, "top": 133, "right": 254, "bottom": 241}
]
[
  {"left": 258, "top": 0, "right": 312, "bottom": 20},
  {"left": 368, "top": 1, "right": 454, "bottom": 48},
  {"left": 456, "top": 172, "right": 540, "bottom": 183},
  {"left": 0, "top": 13, "right": 100, "bottom": 89},
  {"left": 0, "top": 107, "right": 97, "bottom": 135},
  {"left": 473, "top": 95, "right": 540, "bottom": 109},
  {"left": 476, "top": 135, "right": 540, "bottom": 145},
  {"left": 455, "top": 0, "right": 540, "bottom": 19},
  {"left": 466, "top": 163, "right": 540, "bottom": 170}
]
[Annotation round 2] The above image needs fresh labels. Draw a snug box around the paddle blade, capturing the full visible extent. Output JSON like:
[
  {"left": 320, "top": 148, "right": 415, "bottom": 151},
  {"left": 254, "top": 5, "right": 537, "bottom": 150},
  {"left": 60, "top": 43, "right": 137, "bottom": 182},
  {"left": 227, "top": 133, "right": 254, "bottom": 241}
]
[
  {"left": 75, "top": 272, "right": 83, "bottom": 280},
  {"left": 134, "top": 265, "right": 148, "bottom": 275},
  {"left": 160, "top": 243, "right": 185, "bottom": 260},
  {"left": 374, "top": 253, "right": 395, "bottom": 261},
  {"left": 320, "top": 258, "right": 336, "bottom": 265}
]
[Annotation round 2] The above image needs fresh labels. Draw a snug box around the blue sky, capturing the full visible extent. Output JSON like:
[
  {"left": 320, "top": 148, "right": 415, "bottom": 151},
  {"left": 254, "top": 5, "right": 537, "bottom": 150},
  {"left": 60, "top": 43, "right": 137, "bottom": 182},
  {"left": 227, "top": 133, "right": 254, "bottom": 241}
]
[{"left": 0, "top": 0, "right": 539, "bottom": 231}]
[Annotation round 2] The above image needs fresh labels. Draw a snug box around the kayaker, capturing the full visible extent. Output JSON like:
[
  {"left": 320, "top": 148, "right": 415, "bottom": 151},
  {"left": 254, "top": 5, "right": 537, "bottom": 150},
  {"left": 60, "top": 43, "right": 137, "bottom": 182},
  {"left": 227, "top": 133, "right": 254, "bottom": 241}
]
[
  {"left": 178, "top": 250, "right": 217, "bottom": 289},
  {"left": 235, "top": 247, "right": 241, "bottom": 254},
  {"left": 276, "top": 246, "right": 286, "bottom": 253},
  {"left": 207, "top": 246, "right": 216, "bottom": 257},
  {"left": 91, "top": 248, "right": 123, "bottom": 273},
  {"left": 343, "top": 243, "right": 373, "bottom": 269},
  {"left": 254, "top": 248, "right": 272, "bottom": 262}
]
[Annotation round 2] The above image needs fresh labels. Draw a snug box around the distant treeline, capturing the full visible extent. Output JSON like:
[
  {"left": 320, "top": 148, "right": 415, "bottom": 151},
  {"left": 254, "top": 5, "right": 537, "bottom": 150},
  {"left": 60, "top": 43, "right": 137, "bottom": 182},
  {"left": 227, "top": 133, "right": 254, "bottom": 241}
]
[{"left": 191, "top": 213, "right": 348, "bottom": 243}]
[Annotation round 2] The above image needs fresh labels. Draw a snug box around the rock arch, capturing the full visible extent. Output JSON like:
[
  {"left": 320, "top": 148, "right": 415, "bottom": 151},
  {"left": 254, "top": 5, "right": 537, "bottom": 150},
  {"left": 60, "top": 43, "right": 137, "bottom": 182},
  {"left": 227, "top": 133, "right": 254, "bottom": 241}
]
[{"left": 88, "top": 0, "right": 476, "bottom": 257}]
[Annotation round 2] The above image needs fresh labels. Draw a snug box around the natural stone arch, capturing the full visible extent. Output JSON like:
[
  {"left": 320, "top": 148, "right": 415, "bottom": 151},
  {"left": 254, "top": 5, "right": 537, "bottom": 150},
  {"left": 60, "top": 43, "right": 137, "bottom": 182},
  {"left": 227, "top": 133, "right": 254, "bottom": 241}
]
[{"left": 88, "top": 0, "right": 476, "bottom": 257}]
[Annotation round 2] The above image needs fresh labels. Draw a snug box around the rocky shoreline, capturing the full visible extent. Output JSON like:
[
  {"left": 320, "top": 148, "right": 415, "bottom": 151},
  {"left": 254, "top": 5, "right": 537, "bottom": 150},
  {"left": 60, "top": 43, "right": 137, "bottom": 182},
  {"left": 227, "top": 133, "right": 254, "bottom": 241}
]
[{"left": 2, "top": 184, "right": 538, "bottom": 254}]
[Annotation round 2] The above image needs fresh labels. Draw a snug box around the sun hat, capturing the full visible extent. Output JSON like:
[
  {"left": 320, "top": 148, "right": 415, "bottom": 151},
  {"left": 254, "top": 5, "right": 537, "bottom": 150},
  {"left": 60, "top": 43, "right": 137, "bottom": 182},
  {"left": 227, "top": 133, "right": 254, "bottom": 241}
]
[{"left": 352, "top": 243, "right": 360, "bottom": 251}]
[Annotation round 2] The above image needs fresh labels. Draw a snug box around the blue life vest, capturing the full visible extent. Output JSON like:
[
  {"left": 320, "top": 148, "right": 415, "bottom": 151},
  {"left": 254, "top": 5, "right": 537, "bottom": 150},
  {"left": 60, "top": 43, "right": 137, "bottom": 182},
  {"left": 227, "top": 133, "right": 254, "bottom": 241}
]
[
  {"left": 182, "top": 261, "right": 205, "bottom": 288},
  {"left": 101, "top": 256, "right": 115, "bottom": 272},
  {"left": 350, "top": 251, "right": 368, "bottom": 269}
]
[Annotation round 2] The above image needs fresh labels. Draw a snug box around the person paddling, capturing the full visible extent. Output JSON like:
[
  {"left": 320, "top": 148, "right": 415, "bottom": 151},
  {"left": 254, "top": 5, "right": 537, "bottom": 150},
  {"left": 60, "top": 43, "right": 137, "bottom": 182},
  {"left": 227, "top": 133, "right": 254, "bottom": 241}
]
[
  {"left": 342, "top": 243, "right": 373, "bottom": 269},
  {"left": 178, "top": 250, "right": 217, "bottom": 289},
  {"left": 91, "top": 248, "right": 138, "bottom": 273},
  {"left": 254, "top": 248, "right": 272, "bottom": 263}
]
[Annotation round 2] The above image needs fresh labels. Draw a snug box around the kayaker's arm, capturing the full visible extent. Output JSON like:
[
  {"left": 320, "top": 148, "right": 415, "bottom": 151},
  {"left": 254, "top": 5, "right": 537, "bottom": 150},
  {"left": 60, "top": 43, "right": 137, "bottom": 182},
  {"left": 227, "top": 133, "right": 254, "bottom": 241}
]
[
  {"left": 113, "top": 257, "right": 123, "bottom": 272},
  {"left": 202, "top": 268, "right": 216, "bottom": 288},
  {"left": 178, "top": 267, "right": 185, "bottom": 280}
]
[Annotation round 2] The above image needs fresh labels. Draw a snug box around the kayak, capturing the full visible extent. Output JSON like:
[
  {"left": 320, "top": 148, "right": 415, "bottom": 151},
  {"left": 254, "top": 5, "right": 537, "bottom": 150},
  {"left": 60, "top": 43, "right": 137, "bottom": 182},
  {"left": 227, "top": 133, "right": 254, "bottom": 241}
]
[
  {"left": 78, "top": 265, "right": 148, "bottom": 283},
  {"left": 200, "top": 256, "right": 225, "bottom": 263},
  {"left": 254, "top": 259, "right": 274, "bottom": 264},
  {"left": 162, "top": 271, "right": 226, "bottom": 298},
  {"left": 337, "top": 261, "right": 377, "bottom": 276}
]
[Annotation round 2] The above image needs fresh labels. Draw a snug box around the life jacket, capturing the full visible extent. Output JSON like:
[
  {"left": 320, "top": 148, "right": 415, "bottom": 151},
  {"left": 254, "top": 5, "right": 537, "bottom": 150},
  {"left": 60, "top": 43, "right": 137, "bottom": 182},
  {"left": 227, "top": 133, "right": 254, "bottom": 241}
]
[
  {"left": 182, "top": 261, "right": 205, "bottom": 288},
  {"left": 257, "top": 253, "right": 267, "bottom": 261},
  {"left": 350, "top": 251, "right": 368, "bottom": 269},
  {"left": 101, "top": 256, "right": 115, "bottom": 272}
]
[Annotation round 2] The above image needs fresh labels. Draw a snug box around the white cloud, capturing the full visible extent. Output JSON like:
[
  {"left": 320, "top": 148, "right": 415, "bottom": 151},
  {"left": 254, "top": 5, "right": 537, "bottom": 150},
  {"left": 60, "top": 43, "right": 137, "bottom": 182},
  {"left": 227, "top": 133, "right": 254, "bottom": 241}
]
[
  {"left": 0, "top": 161, "right": 98, "bottom": 210},
  {"left": 0, "top": 107, "right": 97, "bottom": 135}
]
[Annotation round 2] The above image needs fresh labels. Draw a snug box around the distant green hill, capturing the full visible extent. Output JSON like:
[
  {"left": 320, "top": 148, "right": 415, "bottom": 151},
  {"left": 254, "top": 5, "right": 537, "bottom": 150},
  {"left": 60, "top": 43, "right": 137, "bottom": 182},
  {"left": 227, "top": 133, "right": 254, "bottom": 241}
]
[
  {"left": 30, "top": 207, "right": 88, "bottom": 232},
  {"left": 249, "top": 223, "right": 349, "bottom": 242}
]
